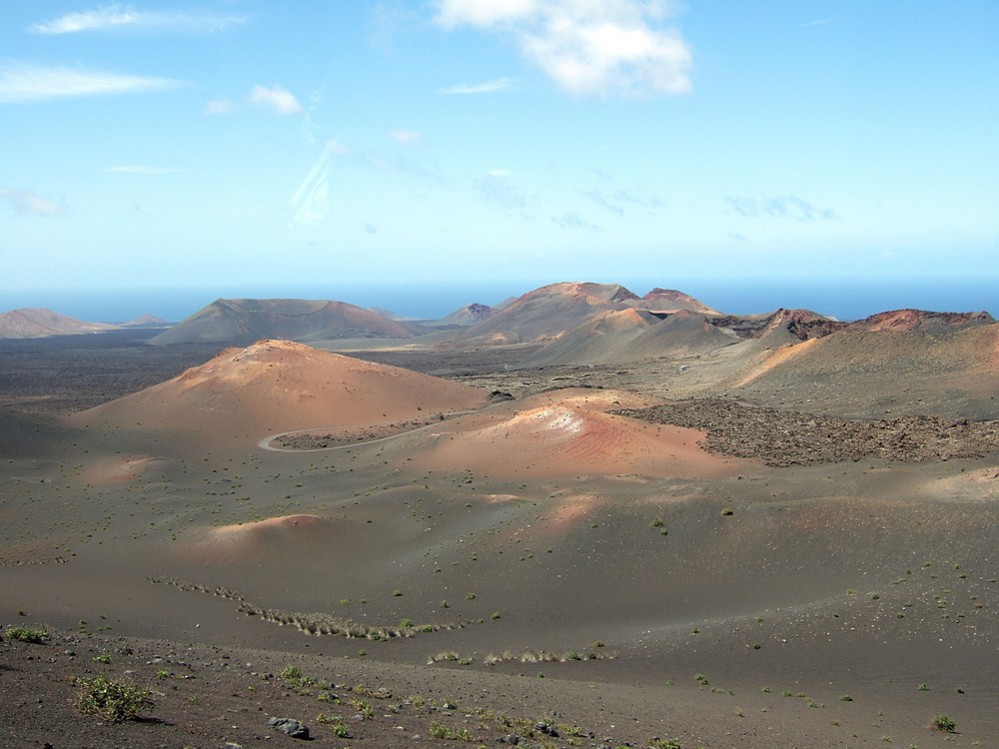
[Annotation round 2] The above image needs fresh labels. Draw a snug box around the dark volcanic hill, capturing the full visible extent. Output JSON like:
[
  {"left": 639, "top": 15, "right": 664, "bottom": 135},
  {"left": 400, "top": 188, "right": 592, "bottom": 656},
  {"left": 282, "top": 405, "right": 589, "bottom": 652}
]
[
  {"left": 432, "top": 302, "right": 497, "bottom": 328},
  {"left": 147, "top": 298, "right": 418, "bottom": 345},
  {"left": 0, "top": 308, "right": 116, "bottom": 339}
]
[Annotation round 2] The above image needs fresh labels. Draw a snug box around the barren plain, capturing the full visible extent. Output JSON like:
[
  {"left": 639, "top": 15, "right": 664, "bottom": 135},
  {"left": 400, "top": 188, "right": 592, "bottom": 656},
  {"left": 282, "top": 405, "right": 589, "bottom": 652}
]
[{"left": 1, "top": 283, "right": 998, "bottom": 749}]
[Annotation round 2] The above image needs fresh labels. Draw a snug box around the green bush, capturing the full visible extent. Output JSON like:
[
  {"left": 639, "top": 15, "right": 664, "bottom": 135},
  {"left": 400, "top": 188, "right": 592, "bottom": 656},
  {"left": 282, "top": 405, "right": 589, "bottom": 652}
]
[
  {"left": 932, "top": 714, "right": 956, "bottom": 732},
  {"left": 5, "top": 626, "right": 48, "bottom": 644},
  {"left": 75, "top": 676, "right": 153, "bottom": 723}
]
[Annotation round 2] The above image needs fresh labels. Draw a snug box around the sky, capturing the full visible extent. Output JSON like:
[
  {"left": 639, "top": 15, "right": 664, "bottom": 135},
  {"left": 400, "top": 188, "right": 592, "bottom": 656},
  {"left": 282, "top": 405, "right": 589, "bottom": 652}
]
[{"left": 2, "top": 1, "right": 998, "bottom": 319}]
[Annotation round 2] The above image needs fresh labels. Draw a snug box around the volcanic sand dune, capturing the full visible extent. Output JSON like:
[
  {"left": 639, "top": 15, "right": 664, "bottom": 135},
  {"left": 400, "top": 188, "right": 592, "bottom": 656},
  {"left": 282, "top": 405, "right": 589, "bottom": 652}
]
[
  {"left": 69, "top": 339, "right": 489, "bottom": 447},
  {"left": 179, "top": 514, "right": 334, "bottom": 564},
  {"left": 79, "top": 454, "right": 161, "bottom": 484},
  {"left": 401, "top": 388, "right": 756, "bottom": 479}
]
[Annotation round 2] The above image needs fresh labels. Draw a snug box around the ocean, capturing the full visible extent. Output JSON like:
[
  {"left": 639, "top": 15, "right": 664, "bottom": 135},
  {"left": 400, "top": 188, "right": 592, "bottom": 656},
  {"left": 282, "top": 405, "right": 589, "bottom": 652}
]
[{"left": 0, "top": 278, "right": 995, "bottom": 325}]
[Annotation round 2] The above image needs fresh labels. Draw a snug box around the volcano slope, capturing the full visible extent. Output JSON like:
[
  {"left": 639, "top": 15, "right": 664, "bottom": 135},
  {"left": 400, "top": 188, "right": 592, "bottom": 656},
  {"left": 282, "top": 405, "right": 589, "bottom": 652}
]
[{"left": 1, "top": 336, "right": 999, "bottom": 748}]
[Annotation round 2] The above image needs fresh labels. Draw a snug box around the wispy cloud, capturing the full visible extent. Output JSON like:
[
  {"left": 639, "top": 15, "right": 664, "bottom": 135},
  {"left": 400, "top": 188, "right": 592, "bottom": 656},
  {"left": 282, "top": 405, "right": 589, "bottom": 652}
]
[
  {"left": 475, "top": 171, "right": 534, "bottom": 219},
  {"left": 438, "top": 77, "right": 515, "bottom": 95},
  {"left": 726, "top": 194, "right": 840, "bottom": 222},
  {"left": 802, "top": 18, "right": 832, "bottom": 27},
  {"left": 433, "top": 0, "right": 692, "bottom": 97},
  {"left": 248, "top": 84, "right": 303, "bottom": 114},
  {"left": 552, "top": 210, "right": 601, "bottom": 232},
  {"left": 0, "top": 188, "right": 63, "bottom": 216},
  {"left": 0, "top": 60, "right": 184, "bottom": 103},
  {"left": 30, "top": 4, "right": 248, "bottom": 35},
  {"left": 583, "top": 187, "right": 662, "bottom": 217},
  {"left": 388, "top": 129, "right": 421, "bottom": 144},
  {"left": 104, "top": 165, "right": 183, "bottom": 175},
  {"left": 203, "top": 98, "right": 234, "bottom": 116}
]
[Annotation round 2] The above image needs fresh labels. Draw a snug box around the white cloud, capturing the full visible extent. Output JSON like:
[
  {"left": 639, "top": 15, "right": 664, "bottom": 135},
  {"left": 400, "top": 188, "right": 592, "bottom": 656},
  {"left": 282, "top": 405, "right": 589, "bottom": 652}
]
[
  {"left": 438, "top": 77, "right": 515, "bottom": 94},
  {"left": 435, "top": 0, "right": 538, "bottom": 28},
  {"left": 104, "top": 165, "right": 183, "bottom": 175},
  {"left": 388, "top": 129, "right": 421, "bottom": 144},
  {"left": 203, "top": 98, "right": 234, "bottom": 116},
  {"left": 0, "top": 188, "right": 63, "bottom": 216},
  {"left": 248, "top": 84, "right": 303, "bottom": 115},
  {"left": 433, "top": 0, "right": 692, "bottom": 97},
  {"left": 30, "top": 4, "right": 248, "bottom": 34},
  {"left": 0, "top": 60, "right": 185, "bottom": 102}
]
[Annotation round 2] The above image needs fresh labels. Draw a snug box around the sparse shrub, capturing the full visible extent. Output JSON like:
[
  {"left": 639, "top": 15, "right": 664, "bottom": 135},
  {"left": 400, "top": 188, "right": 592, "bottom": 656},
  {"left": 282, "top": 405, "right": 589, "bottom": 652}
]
[
  {"left": 490, "top": 611, "right": 501, "bottom": 620},
  {"left": 932, "top": 714, "right": 956, "bottom": 732},
  {"left": 648, "top": 739, "right": 682, "bottom": 749},
  {"left": 720, "top": 507, "right": 734, "bottom": 516},
  {"left": 92, "top": 654, "right": 111, "bottom": 664},
  {"left": 917, "top": 683, "right": 931, "bottom": 691},
  {"left": 316, "top": 712, "right": 351, "bottom": 737},
  {"left": 5, "top": 626, "right": 48, "bottom": 644},
  {"left": 75, "top": 676, "right": 153, "bottom": 723},
  {"left": 840, "top": 694, "right": 853, "bottom": 701},
  {"left": 429, "top": 719, "right": 473, "bottom": 741}
]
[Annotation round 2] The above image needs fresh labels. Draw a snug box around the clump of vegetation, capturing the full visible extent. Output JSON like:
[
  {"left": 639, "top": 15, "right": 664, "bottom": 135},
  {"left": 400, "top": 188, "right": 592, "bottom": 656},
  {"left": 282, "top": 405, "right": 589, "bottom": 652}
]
[
  {"left": 75, "top": 676, "right": 153, "bottom": 723},
  {"left": 649, "top": 739, "right": 682, "bottom": 749},
  {"left": 5, "top": 626, "right": 48, "bottom": 644},
  {"left": 429, "top": 720, "right": 473, "bottom": 741},
  {"left": 932, "top": 714, "right": 956, "bottom": 733},
  {"left": 316, "top": 712, "right": 351, "bottom": 737}
]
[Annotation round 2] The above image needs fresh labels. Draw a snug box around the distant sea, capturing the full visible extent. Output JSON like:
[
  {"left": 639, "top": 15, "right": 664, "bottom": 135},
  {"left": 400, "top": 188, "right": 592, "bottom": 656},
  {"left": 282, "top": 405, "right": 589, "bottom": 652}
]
[{"left": 0, "top": 278, "right": 995, "bottom": 325}]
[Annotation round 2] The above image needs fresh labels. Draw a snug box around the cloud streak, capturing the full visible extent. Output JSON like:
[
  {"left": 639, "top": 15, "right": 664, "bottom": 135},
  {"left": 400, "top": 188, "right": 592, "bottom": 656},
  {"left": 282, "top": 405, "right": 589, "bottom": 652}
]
[
  {"left": 0, "top": 188, "right": 63, "bottom": 216},
  {"left": 438, "top": 77, "right": 515, "bottom": 94},
  {"left": 104, "top": 165, "right": 183, "bottom": 175},
  {"left": 248, "top": 84, "right": 303, "bottom": 114},
  {"left": 30, "top": 4, "right": 248, "bottom": 35},
  {"left": 388, "top": 129, "right": 422, "bottom": 144},
  {"left": 726, "top": 194, "right": 840, "bottom": 222},
  {"left": 0, "top": 60, "right": 184, "bottom": 103},
  {"left": 433, "top": 0, "right": 692, "bottom": 97}
]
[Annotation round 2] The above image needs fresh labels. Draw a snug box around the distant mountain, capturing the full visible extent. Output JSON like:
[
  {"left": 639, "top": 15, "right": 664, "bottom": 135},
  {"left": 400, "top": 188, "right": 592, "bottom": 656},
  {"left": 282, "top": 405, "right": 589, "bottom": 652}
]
[
  {"left": 457, "top": 282, "right": 640, "bottom": 344},
  {"left": 722, "top": 310, "right": 999, "bottom": 418},
  {"left": 523, "top": 308, "right": 737, "bottom": 367},
  {"left": 0, "top": 308, "right": 116, "bottom": 339},
  {"left": 639, "top": 288, "right": 722, "bottom": 316},
  {"left": 708, "top": 308, "right": 845, "bottom": 343},
  {"left": 147, "top": 298, "right": 418, "bottom": 345},
  {"left": 431, "top": 303, "right": 497, "bottom": 328},
  {"left": 852, "top": 308, "right": 994, "bottom": 332},
  {"left": 120, "top": 314, "right": 171, "bottom": 328}
]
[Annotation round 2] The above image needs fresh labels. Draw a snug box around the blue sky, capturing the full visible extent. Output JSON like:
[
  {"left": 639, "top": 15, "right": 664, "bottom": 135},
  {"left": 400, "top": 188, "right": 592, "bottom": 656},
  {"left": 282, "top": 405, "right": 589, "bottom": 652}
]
[{"left": 2, "top": 1, "right": 998, "bottom": 316}]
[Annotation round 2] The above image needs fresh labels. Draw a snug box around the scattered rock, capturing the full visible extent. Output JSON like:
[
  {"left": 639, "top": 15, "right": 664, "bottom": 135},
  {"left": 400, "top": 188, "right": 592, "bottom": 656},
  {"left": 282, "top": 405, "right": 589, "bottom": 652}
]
[{"left": 267, "top": 716, "right": 310, "bottom": 739}]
